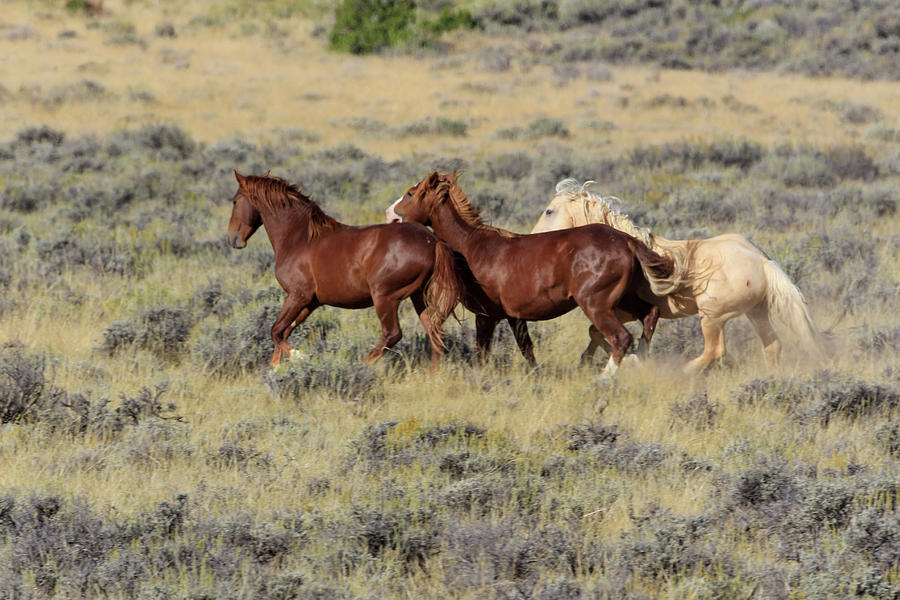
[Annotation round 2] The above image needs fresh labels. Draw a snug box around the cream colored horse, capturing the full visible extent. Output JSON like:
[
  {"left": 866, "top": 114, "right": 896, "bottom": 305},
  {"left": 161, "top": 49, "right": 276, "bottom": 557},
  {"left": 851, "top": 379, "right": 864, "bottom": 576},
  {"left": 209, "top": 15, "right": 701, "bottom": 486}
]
[{"left": 532, "top": 179, "right": 830, "bottom": 374}]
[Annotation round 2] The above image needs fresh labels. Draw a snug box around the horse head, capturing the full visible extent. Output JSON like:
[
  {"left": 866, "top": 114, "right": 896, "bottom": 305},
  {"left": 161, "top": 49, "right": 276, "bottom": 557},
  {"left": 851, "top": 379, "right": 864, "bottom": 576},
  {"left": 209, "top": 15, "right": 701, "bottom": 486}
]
[
  {"left": 531, "top": 179, "right": 606, "bottom": 233},
  {"left": 227, "top": 170, "right": 263, "bottom": 249},
  {"left": 386, "top": 172, "right": 446, "bottom": 226}
]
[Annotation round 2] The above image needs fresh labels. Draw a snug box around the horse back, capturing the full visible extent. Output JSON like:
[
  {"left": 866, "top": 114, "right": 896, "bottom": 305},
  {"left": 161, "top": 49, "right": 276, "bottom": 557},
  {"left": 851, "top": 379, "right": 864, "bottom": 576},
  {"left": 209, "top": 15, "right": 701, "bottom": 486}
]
[{"left": 302, "top": 223, "right": 439, "bottom": 304}]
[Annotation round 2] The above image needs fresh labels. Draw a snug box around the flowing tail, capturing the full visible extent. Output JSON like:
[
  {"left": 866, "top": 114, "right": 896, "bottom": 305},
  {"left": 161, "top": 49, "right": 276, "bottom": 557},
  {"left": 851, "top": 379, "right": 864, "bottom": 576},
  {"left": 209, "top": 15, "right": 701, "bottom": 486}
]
[
  {"left": 762, "top": 260, "right": 831, "bottom": 359},
  {"left": 627, "top": 238, "right": 685, "bottom": 297},
  {"left": 423, "top": 240, "right": 463, "bottom": 351}
]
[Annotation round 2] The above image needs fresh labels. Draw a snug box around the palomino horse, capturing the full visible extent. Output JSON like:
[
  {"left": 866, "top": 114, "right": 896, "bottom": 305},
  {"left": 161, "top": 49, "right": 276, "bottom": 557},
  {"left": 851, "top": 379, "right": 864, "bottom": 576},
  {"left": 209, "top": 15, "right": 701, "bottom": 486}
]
[
  {"left": 531, "top": 179, "right": 830, "bottom": 373},
  {"left": 385, "top": 172, "right": 684, "bottom": 376},
  {"left": 227, "top": 171, "right": 461, "bottom": 370}
]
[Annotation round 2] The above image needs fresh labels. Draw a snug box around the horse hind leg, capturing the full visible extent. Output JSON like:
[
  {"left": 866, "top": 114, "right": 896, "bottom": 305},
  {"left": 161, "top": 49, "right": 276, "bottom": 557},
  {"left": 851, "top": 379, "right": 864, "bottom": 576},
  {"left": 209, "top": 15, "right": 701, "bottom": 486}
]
[
  {"left": 507, "top": 317, "right": 536, "bottom": 367},
  {"left": 474, "top": 314, "right": 499, "bottom": 362},
  {"left": 366, "top": 296, "right": 403, "bottom": 364},
  {"left": 746, "top": 303, "right": 781, "bottom": 372}
]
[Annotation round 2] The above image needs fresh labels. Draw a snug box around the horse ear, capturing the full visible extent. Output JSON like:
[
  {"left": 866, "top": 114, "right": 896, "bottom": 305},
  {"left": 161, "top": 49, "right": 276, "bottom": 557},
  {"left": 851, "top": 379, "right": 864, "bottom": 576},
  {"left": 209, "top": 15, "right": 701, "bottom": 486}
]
[
  {"left": 234, "top": 170, "right": 246, "bottom": 185},
  {"left": 427, "top": 172, "right": 441, "bottom": 185}
]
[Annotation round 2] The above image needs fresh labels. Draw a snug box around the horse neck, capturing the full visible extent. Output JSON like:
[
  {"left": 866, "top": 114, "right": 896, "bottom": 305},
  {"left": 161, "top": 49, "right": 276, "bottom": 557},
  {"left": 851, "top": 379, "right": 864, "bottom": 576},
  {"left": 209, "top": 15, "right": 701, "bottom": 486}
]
[
  {"left": 582, "top": 204, "right": 665, "bottom": 250},
  {"left": 258, "top": 204, "right": 338, "bottom": 259},
  {"left": 428, "top": 201, "right": 486, "bottom": 253}
]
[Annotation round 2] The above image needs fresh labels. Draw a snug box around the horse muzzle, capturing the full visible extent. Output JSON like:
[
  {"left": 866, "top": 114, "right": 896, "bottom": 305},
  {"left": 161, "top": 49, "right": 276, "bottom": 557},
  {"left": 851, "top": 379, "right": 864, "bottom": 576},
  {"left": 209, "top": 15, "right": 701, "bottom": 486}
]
[
  {"left": 226, "top": 232, "right": 246, "bottom": 249},
  {"left": 385, "top": 197, "right": 403, "bottom": 223}
]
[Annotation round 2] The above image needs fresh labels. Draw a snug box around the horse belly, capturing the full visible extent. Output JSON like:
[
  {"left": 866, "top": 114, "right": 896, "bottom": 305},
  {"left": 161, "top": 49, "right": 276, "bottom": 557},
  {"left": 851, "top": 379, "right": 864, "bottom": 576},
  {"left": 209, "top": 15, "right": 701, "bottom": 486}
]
[
  {"left": 313, "top": 277, "right": 374, "bottom": 309},
  {"left": 500, "top": 290, "right": 576, "bottom": 321}
]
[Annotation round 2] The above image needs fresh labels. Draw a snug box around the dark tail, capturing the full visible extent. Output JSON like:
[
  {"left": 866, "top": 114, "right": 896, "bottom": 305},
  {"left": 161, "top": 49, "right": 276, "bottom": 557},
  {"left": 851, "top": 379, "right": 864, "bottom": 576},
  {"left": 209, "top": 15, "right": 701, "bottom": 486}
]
[
  {"left": 627, "top": 238, "right": 680, "bottom": 296},
  {"left": 423, "top": 240, "right": 463, "bottom": 350}
]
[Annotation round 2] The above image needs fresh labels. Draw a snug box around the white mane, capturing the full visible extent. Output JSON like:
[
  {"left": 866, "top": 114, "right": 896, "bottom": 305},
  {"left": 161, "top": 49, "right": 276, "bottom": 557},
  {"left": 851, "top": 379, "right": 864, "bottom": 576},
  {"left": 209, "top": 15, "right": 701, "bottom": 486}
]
[{"left": 553, "top": 178, "right": 654, "bottom": 247}]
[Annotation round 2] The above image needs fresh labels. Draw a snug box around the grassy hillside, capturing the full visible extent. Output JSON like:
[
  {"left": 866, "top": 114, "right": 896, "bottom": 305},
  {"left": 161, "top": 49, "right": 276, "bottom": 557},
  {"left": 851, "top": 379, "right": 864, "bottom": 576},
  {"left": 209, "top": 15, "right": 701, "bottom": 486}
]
[{"left": 0, "top": 1, "right": 898, "bottom": 598}]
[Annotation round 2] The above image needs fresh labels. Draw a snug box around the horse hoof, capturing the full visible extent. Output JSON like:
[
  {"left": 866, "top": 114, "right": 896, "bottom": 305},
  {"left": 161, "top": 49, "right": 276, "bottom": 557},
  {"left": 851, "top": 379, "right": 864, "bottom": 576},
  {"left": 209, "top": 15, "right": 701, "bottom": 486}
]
[{"left": 621, "top": 354, "right": 640, "bottom": 368}]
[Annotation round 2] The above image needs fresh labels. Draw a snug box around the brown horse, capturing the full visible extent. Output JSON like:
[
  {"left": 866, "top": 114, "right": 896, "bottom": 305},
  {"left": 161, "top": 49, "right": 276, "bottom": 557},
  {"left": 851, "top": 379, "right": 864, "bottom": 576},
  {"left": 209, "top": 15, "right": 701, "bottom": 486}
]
[
  {"left": 385, "top": 172, "right": 682, "bottom": 376},
  {"left": 226, "top": 171, "right": 461, "bottom": 370}
]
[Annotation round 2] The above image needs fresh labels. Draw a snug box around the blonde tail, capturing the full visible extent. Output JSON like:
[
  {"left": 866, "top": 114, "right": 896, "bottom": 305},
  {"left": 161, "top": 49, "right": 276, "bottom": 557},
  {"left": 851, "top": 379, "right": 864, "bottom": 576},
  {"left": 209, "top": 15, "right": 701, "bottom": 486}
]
[{"left": 763, "top": 260, "right": 831, "bottom": 359}]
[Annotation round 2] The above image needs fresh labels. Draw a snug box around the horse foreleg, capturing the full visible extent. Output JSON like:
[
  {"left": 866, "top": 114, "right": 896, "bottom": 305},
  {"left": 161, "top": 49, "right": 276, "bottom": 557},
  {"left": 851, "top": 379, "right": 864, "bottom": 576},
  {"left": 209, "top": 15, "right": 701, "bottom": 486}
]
[
  {"left": 746, "top": 303, "right": 781, "bottom": 372},
  {"left": 270, "top": 295, "right": 315, "bottom": 369},
  {"left": 366, "top": 296, "right": 403, "bottom": 363},
  {"left": 474, "top": 314, "right": 498, "bottom": 362},
  {"left": 507, "top": 318, "right": 536, "bottom": 367},
  {"left": 683, "top": 315, "right": 727, "bottom": 375}
]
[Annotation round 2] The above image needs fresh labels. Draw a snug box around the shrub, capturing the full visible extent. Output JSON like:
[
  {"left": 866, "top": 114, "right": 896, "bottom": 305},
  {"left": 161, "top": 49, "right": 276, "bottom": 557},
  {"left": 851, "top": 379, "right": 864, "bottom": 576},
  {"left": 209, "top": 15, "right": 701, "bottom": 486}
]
[
  {"left": 420, "top": 6, "right": 476, "bottom": 37},
  {"left": 669, "top": 392, "right": 719, "bottom": 430},
  {"left": 139, "top": 306, "right": 193, "bottom": 358},
  {"left": 263, "top": 353, "right": 382, "bottom": 402},
  {"left": 566, "top": 421, "right": 621, "bottom": 450},
  {"left": 628, "top": 138, "right": 764, "bottom": 171},
  {"left": 731, "top": 462, "right": 798, "bottom": 508},
  {"left": 733, "top": 372, "right": 900, "bottom": 426},
  {"left": 36, "top": 234, "right": 139, "bottom": 277},
  {"left": 0, "top": 346, "right": 47, "bottom": 423},
  {"left": 44, "top": 384, "right": 182, "bottom": 438},
  {"left": 107, "top": 123, "right": 196, "bottom": 160},
  {"left": 193, "top": 303, "right": 281, "bottom": 375},
  {"left": 525, "top": 116, "right": 570, "bottom": 139},
  {"left": 329, "top": 0, "right": 415, "bottom": 54},
  {"left": 15, "top": 125, "right": 65, "bottom": 146},
  {"left": 395, "top": 117, "right": 468, "bottom": 137},
  {"left": 822, "top": 145, "right": 878, "bottom": 181},
  {"left": 613, "top": 507, "right": 717, "bottom": 580},
  {"left": 100, "top": 306, "right": 193, "bottom": 360}
]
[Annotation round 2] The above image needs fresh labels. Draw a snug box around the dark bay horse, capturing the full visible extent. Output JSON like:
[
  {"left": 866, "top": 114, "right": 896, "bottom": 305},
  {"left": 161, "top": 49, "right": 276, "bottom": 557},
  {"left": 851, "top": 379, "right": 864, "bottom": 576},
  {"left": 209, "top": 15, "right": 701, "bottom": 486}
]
[
  {"left": 385, "top": 172, "right": 681, "bottom": 376},
  {"left": 227, "top": 171, "right": 461, "bottom": 370}
]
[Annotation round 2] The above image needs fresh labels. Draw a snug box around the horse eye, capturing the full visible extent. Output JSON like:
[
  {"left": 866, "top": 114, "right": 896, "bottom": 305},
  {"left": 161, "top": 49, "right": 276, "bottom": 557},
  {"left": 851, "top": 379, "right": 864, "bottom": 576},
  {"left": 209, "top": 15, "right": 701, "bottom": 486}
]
[{"left": 545, "top": 209, "right": 553, "bottom": 215}]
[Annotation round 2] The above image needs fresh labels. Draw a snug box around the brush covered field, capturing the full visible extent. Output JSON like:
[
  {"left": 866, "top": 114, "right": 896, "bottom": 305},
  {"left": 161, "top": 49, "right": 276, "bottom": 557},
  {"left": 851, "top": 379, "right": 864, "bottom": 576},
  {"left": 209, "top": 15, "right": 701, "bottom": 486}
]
[{"left": 1, "top": 1, "right": 900, "bottom": 598}]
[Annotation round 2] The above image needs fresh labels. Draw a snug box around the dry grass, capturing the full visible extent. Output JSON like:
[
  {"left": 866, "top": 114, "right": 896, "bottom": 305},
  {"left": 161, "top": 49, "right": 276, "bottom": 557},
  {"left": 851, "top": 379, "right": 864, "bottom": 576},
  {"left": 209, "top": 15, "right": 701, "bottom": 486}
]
[
  {"left": 0, "top": 1, "right": 898, "bottom": 597},
  {"left": 3, "top": 1, "right": 900, "bottom": 160}
]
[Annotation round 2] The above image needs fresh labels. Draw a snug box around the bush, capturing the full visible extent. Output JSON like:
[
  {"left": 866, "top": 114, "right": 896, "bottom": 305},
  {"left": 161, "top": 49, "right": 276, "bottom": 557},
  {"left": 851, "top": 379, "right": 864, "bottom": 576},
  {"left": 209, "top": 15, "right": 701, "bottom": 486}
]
[
  {"left": 263, "top": 353, "right": 382, "bottom": 402},
  {"left": 193, "top": 303, "right": 282, "bottom": 375},
  {"left": 329, "top": 0, "right": 415, "bottom": 54},
  {"left": 100, "top": 306, "right": 193, "bottom": 360},
  {"left": 41, "top": 384, "right": 182, "bottom": 438},
  {"left": 15, "top": 125, "right": 65, "bottom": 146},
  {"left": 0, "top": 346, "right": 47, "bottom": 423},
  {"left": 669, "top": 392, "right": 719, "bottom": 430}
]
